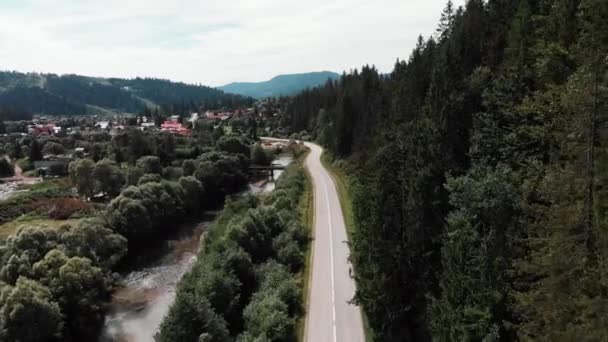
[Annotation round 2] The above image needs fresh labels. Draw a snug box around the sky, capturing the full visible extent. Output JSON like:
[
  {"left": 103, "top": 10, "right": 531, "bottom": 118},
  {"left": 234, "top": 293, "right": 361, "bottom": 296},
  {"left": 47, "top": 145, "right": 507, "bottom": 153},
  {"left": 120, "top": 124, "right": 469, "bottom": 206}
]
[{"left": 0, "top": 0, "right": 465, "bottom": 87}]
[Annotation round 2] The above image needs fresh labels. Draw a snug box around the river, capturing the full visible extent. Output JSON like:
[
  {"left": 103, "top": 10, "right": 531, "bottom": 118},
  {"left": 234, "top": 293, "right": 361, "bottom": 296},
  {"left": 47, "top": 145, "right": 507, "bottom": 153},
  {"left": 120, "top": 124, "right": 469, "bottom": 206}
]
[{"left": 100, "top": 155, "right": 292, "bottom": 342}]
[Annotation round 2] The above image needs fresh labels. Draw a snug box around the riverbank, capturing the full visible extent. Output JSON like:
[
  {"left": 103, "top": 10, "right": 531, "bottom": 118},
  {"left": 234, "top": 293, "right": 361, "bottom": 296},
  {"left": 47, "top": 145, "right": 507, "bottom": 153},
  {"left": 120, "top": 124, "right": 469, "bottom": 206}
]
[
  {"left": 156, "top": 161, "right": 309, "bottom": 341},
  {"left": 100, "top": 155, "right": 294, "bottom": 342},
  {"left": 101, "top": 218, "right": 214, "bottom": 342}
]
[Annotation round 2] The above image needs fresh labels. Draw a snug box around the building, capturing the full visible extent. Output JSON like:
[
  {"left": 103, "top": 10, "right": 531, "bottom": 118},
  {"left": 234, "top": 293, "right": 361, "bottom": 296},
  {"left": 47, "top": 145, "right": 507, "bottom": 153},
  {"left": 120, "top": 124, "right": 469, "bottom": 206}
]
[
  {"left": 96, "top": 121, "right": 110, "bottom": 130},
  {"left": 29, "top": 124, "right": 59, "bottom": 136},
  {"left": 205, "top": 111, "right": 233, "bottom": 120},
  {"left": 161, "top": 119, "right": 191, "bottom": 136},
  {"left": 140, "top": 122, "right": 156, "bottom": 131},
  {"left": 205, "top": 110, "right": 219, "bottom": 119}
]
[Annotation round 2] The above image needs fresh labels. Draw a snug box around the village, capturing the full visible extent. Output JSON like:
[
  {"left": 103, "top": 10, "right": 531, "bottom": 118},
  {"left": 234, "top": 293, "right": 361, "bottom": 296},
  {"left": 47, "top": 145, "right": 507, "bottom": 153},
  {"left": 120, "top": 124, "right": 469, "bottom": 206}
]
[
  {"left": 0, "top": 99, "right": 296, "bottom": 184},
  {"left": 25, "top": 107, "right": 262, "bottom": 138}
]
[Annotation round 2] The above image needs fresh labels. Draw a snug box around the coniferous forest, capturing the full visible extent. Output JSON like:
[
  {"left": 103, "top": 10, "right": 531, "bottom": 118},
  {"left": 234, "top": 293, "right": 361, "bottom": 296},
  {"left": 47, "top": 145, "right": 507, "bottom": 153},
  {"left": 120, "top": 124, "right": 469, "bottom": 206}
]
[{"left": 279, "top": 0, "right": 608, "bottom": 340}]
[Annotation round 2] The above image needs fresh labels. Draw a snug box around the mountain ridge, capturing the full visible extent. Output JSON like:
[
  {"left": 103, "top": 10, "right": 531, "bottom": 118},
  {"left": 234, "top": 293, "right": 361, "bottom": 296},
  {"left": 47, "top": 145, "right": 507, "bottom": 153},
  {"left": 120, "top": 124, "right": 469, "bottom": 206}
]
[
  {"left": 218, "top": 71, "right": 340, "bottom": 98},
  {"left": 0, "top": 71, "right": 251, "bottom": 116}
]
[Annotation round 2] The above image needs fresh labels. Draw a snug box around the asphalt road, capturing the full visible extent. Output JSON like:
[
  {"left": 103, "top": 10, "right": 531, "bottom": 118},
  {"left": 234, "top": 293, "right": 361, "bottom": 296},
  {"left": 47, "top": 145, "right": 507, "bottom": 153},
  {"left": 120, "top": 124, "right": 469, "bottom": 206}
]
[{"left": 303, "top": 142, "right": 365, "bottom": 342}]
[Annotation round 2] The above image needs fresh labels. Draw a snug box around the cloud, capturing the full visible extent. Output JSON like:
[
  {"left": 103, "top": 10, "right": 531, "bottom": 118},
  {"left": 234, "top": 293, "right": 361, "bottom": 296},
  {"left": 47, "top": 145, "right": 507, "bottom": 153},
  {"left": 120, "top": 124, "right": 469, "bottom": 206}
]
[{"left": 0, "top": 0, "right": 464, "bottom": 86}]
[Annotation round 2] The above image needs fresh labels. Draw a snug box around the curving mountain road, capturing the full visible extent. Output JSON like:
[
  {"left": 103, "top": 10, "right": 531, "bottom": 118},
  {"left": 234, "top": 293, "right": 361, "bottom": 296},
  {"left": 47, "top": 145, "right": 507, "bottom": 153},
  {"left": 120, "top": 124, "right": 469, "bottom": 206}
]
[{"left": 302, "top": 142, "right": 365, "bottom": 342}]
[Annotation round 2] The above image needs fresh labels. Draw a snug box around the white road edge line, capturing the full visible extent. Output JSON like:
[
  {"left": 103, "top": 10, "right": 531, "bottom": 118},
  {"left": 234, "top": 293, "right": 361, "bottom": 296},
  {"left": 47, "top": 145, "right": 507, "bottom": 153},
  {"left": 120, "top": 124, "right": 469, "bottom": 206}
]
[{"left": 322, "top": 174, "right": 337, "bottom": 342}]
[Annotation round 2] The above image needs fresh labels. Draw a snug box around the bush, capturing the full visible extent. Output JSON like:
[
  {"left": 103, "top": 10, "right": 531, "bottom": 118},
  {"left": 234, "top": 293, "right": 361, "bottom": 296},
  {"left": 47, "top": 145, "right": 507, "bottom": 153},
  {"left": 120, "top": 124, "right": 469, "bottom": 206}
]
[
  {"left": 48, "top": 163, "right": 68, "bottom": 176},
  {"left": 28, "top": 197, "right": 93, "bottom": 220},
  {"left": 158, "top": 294, "right": 230, "bottom": 342},
  {"left": 163, "top": 166, "right": 183, "bottom": 181},
  {"left": 182, "top": 159, "right": 196, "bottom": 176},
  {"left": 136, "top": 155, "right": 162, "bottom": 175},
  {"left": 138, "top": 173, "right": 161, "bottom": 185},
  {"left": 241, "top": 291, "right": 292, "bottom": 341},
  {"left": 125, "top": 166, "right": 144, "bottom": 186},
  {"left": 59, "top": 219, "right": 127, "bottom": 269},
  {"left": 16, "top": 158, "right": 34, "bottom": 172},
  {"left": 179, "top": 176, "right": 204, "bottom": 214},
  {"left": 68, "top": 158, "right": 95, "bottom": 197},
  {"left": 217, "top": 136, "right": 250, "bottom": 156},
  {"left": 0, "top": 217, "right": 127, "bottom": 341},
  {"left": 105, "top": 181, "right": 185, "bottom": 241},
  {"left": 160, "top": 164, "right": 309, "bottom": 341},
  {"left": 0, "top": 186, "right": 71, "bottom": 224},
  {"left": 41, "top": 142, "right": 65, "bottom": 155},
  {"left": 92, "top": 159, "right": 125, "bottom": 197},
  {"left": 286, "top": 142, "right": 308, "bottom": 159},
  {"left": 251, "top": 144, "right": 270, "bottom": 166},
  {"left": 0, "top": 158, "right": 14, "bottom": 177},
  {"left": 0, "top": 278, "right": 63, "bottom": 342},
  {"left": 194, "top": 151, "right": 249, "bottom": 203}
]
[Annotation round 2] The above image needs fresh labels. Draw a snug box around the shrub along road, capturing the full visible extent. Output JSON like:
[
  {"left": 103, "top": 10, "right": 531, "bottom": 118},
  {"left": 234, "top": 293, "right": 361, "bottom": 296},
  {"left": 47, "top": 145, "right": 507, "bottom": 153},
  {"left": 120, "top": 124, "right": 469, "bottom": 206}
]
[
  {"left": 262, "top": 138, "right": 364, "bottom": 342},
  {"left": 302, "top": 141, "right": 365, "bottom": 342}
]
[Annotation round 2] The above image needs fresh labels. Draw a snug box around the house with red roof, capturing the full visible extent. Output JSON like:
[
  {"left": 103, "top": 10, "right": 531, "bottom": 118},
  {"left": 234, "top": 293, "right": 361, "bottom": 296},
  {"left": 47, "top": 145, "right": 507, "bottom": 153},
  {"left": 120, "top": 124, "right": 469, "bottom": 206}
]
[
  {"left": 161, "top": 119, "right": 191, "bottom": 136},
  {"left": 29, "top": 123, "right": 59, "bottom": 136}
]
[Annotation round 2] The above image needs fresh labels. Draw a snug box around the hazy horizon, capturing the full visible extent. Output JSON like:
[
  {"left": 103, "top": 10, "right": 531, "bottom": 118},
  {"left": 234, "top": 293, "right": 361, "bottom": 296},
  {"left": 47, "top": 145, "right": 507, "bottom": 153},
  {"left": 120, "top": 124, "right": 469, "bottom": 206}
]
[{"left": 0, "top": 0, "right": 464, "bottom": 87}]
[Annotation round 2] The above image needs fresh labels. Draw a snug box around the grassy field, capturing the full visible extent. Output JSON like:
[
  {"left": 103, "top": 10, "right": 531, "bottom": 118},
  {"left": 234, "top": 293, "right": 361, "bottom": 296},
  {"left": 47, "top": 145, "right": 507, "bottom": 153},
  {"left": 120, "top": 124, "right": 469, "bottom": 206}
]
[
  {"left": 319, "top": 150, "right": 374, "bottom": 342},
  {"left": 0, "top": 178, "right": 85, "bottom": 234},
  {"left": 16, "top": 178, "right": 71, "bottom": 191},
  {"left": 0, "top": 218, "right": 82, "bottom": 239}
]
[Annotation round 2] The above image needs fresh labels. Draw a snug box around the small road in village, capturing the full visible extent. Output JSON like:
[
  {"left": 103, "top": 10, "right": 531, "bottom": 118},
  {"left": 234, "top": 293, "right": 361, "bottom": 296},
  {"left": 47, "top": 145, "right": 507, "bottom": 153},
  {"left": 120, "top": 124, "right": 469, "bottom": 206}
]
[{"left": 263, "top": 138, "right": 364, "bottom": 342}]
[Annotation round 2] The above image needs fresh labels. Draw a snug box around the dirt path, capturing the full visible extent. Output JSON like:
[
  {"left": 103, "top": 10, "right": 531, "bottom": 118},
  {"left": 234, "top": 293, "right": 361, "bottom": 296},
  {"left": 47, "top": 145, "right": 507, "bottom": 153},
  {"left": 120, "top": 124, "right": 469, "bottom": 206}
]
[{"left": 14, "top": 163, "right": 23, "bottom": 178}]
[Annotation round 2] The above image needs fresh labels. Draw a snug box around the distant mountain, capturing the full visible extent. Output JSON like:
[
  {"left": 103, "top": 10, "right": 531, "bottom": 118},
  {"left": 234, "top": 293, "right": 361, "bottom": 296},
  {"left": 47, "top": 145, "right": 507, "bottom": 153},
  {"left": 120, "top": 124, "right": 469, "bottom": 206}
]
[
  {"left": 0, "top": 71, "right": 251, "bottom": 117},
  {"left": 218, "top": 71, "right": 340, "bottom": 99}
]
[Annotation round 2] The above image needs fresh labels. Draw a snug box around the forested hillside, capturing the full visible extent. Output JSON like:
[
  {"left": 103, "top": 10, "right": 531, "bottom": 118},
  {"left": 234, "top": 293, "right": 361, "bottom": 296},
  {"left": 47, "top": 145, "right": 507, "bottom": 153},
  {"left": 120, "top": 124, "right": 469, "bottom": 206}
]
[
  {"left": 279, "top": 0, "right": 608, "bottom": 340},
  {"left": 0, "top": 72, "right": 252, "bottom": 117}
]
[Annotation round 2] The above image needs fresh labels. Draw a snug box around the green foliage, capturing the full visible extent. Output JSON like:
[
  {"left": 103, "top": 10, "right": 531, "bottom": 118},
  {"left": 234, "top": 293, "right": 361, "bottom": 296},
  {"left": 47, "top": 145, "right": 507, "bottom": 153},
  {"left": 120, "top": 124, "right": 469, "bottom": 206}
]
[
  {"left": 275, "top": 1, "right": 608, "bottom": 340},
  {"left": 106, "top": 181, "right": 185, "bottom": 241},
  {"left": 68, "top": 158, "right": 95, "bottom": 198},
  {"left": 158, "top": 293, "right": 230, "bottom": 342},
  {"left": 0, "top": 278, "right": 63, "bottom": 342},
  {"left": 241, "top": 291, "right": 292, "bottom": 341},
  {"left": 138, "top": 173, "right": 162, "bottom": 185},
  {"left": 0, "top": 158, "right": 13, "bottom": 177},
  {"left": 59, "top": 219, "right": 127, "bottom": 269},
  {"left": 1, "top": 220, "right": 126, "bottom": 282},
  {"left": 8, "top": 142, "right": 23, "bottom": 160},
  {"left": 251, "top": 143, "right": 270, "bottom": 166},
  {"left": 42, "top": 141, "right": 65, "bottom": 155},
  {"left": 217, "top": 135, "right": 251, "bottom": 156},
  {"left": 182, "top": 159, "right": 196, "bottom": 176},
  {"left": 69, "top": 158, "right": 126, "bottom": 198},
  {"left": 431, "top": 167, "right": 522, "bottom": 341},
  {"left": 125, "top": 166, "right": 144, "bottom": 185},
  {"left": 0, "top": 183, "right": 71, "bottom": 225},
  {"left": 193, "top": 151, "right": 249, "bottom": 202},
  {"left": 16, "top": 157, "right": 34, "bottom": 172},
  {"left": 0, "top": 218, "right": 125, "bottom": 341},
  {"left": 163, "top": 166, "right": 183, "bottom": 180},
  {"left": 160, "top": 164, "right": 308, "bottom": 340},
  {"left": 33, "top": 250, "right": 108, "bottom": 339},
  {"left": 92, "top": 159, "right": 125, "bottom": 197},
  {"left": 179, "top": 176, "right": 204, "bottom": 214},
  {"left": 136, "top": 155, "right": 162, "bottom": 174}
]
